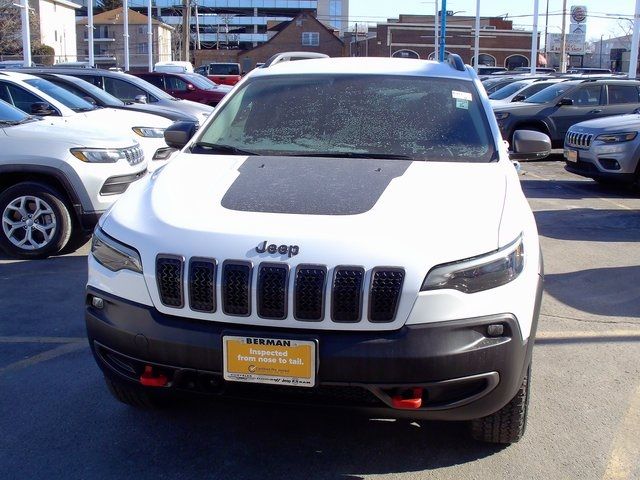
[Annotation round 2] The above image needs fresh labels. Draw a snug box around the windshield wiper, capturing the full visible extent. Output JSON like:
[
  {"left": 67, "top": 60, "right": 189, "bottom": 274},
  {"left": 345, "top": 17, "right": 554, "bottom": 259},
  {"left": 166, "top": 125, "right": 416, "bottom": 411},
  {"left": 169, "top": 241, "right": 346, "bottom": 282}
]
[
  {"left": 280, "top": 152, "right": 415, "bottom": 160},
  {"left": 0, "top": 116, "right": 39, "bottom": 126},
  {"left": 190, "top": 142, "right": 261, "bottom": 156},
  {"left": 72, "top": 107, "right": 96, "bottom": 112}
]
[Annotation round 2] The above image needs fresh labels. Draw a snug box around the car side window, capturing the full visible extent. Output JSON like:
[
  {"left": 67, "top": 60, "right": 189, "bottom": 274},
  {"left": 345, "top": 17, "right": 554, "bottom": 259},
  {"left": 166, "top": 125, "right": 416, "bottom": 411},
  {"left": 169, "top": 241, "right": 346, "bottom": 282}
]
[
  {"left": 195, "top": 66, "right": 207, "bottom": 75},
  {"left": 76, "top": 75, "right": 103, "bottom": 89},
  {"left": 3, "top": 83, "right": 44, "bottom": 113},
  {"left": 164, "top": 76, "right": 188, "bottom": 92},
  {"left": 103, "top": 77, "right": 147, "bottom": 103},
  {"left": 607, "top": 85, "right": 639, "bottom": 104},
  {"left": 566, "top": 85, "right": 603, "bottom": 106},
  {"left": 140, "top": 75, "right": 165, "bottom": 89}
]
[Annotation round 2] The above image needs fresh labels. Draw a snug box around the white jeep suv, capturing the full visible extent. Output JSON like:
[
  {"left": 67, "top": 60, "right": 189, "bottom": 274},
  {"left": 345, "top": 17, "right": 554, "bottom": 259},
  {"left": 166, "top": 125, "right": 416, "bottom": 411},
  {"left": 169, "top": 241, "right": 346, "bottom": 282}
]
[{"left": 86, "top": 55, "right": 549, "bottom": 444}]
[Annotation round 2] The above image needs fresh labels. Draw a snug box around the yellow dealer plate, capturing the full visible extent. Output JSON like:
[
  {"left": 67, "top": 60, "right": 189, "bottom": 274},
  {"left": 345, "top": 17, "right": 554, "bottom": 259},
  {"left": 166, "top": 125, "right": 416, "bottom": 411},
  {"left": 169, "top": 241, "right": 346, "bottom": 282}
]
[{"left": 223, "top": 336, "right": 316, "bottom": 387}]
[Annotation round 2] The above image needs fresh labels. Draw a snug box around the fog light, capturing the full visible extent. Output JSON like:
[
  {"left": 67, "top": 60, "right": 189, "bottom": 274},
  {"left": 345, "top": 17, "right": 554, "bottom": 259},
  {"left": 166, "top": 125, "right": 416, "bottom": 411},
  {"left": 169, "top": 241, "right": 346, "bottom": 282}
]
[
  {"left": 487, "top": 324, "right": 504, "bottom": 337},
  {"left": 92, "top": 296, "right": 104, "bottom": 309},
  {"left": 599, "top": 158, "right": 621, "bottom": 171}
]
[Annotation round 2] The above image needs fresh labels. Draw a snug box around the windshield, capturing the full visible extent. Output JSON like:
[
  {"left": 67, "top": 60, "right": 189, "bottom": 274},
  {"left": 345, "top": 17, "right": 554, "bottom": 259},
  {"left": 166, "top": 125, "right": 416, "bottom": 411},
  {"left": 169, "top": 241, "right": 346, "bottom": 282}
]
[
  {"left": 210, "top": 64, "right": 240, "bottom": 75},
  {"left": 524, "top": 83, "right": 575, "bottom": 103},
  {"left": 196, "top": 74, "right": 495, "bottom": 162},
  {"left": 183, "top": 73, "right": 218, "bottom": 90},
  {"left": 0, "top": 99, "right": 30, "bottom": 122},
  {"left": 489, "top": 81, "right": 531, "bottom": 100},
  {"left": 55, "top": 75, "right": 124, "bottom": 107},
  {"left": 25, "top": 78, "right": 95, "bottom": 111}
]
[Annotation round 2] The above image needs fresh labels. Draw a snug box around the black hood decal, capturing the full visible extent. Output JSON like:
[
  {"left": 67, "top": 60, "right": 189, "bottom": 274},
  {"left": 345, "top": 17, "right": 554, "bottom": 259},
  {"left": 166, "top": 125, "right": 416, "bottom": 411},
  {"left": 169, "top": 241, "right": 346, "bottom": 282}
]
[{"left": 221, "top": 156, "right": 411, "bottom": 215}]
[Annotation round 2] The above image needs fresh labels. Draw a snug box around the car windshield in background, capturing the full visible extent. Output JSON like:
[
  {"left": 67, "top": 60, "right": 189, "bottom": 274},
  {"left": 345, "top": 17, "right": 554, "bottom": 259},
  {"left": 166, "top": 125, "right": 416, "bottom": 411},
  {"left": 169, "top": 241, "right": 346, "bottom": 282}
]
[
  {"left": 0, "top": 99, "right": 30, "bottom": 122},
  {"left": 123, "top": 74, "right": 174, "bottom": 100},
  {"left": 210, "top": 64, "right": 240, "bottom": 75},
  {"left": 198, "top": 75, "right": 494, "bottom": 162},
  {"left": 24, "top": 78, "right": 96, "bottom": 111},
  {"left": 489, "top": 81, "right": 530, "bottom": 100},
  {"left": 183, "top": 73, "right": 218, "bottom": 90},
  {"left": 524, "top": 83, "right": 574, "bottom": 103}
]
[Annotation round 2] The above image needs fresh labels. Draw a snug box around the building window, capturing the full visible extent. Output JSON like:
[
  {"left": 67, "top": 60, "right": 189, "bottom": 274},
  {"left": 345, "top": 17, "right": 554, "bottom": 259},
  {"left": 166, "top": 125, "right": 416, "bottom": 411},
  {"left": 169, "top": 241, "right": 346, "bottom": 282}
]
[
  {"left": 302, "top": 32, "right": 319, "bottom": 46},
  {"left": 139, "top": 26, "right": 147, "bottom": 35},
  {"left": 137, "top": 43, "right": 148, "bottom": 54}
]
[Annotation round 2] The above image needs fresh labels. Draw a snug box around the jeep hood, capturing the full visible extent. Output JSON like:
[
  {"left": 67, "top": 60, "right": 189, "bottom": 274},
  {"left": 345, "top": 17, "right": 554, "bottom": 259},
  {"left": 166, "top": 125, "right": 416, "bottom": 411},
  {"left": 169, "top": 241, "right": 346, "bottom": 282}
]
[
  {"left": 104, "top": 154, "right": 508, "bottom": 269},
  {"left": 570, "top": 113, "right": 640, "bottom": 131}
]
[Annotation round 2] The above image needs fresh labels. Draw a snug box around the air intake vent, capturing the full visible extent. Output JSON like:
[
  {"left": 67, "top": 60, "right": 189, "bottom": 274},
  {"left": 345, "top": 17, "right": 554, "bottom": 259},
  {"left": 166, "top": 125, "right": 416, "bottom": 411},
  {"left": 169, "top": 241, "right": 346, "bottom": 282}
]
[
  {"left": 257, "top": 264, "right": 289, "bottom": 319},
  {"left": 331, "top": 266, "right": 365, "bottom": 322},
  {"left": 294, "top": 265, "right": 327, "bottom": 321},
  {"left": 222, "top": 261, "right": 252, "bottom": 316},
  {"left": 369, "top": 268, "right": 405, "bottom": 322},
  {"left": 156, "top": 255, "right": 184, "bottom": 308},
  {"left": 189, "top": 258, "right": 216, "bottom": 312}
]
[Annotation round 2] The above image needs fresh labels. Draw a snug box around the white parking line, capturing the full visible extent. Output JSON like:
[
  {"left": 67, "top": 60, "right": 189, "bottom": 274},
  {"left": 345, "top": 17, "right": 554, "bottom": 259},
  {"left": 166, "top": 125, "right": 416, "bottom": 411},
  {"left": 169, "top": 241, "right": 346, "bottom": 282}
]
[
  {"left": 0, "top": 336, "right": 85, "bottom": 344},
  {"left": 0, "top": 342, "right": 87, "bottom": 376}
]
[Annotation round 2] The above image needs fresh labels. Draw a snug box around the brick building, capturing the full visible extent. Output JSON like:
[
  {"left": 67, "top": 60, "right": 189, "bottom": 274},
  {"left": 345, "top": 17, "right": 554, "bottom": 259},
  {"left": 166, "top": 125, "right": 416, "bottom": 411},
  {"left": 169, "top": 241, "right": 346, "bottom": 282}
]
[{"left": 351, "top": 14, "right": 539, "bottom": 70}]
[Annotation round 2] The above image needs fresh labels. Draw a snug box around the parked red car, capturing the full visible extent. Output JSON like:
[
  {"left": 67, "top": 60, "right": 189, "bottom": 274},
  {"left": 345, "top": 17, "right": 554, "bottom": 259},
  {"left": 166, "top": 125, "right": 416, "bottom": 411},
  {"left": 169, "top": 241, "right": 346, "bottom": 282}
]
[
  {"left": 133, "top": 72, "right": 232, "bottom": 106},
  {"left": 194, "top": 63, "right": 243, "bottom": 86}
]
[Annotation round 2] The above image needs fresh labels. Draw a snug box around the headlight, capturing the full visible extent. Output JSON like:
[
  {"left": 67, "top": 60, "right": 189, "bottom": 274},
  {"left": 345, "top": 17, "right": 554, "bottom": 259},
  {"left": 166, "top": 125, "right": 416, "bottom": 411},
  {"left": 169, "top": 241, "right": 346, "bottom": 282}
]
[
  {"left": 421, "top": 235, "right": 524, "bottom": 294},
  {"left": 595, "top": 132, "right": 637, "bottom": 143},
  {"left": 91, "top": 226, "right": 143, "bottom": 273},
  {"left": 494, "top": 112, "right": 510, "bottom": 121},
  {"left": 132, "top": 126, "right": 166, "bottom": 138},
  {"left": 71, "top": 148, "right": 127, "bottom": 163}
]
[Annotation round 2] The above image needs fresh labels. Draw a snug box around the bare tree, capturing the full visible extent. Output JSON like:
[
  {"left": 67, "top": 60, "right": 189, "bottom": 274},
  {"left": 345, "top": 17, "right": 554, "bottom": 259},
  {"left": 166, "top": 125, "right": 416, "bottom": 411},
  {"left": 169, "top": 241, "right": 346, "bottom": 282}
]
[{"left": 0, "top": 0, "right": 40, "bottom": 55}]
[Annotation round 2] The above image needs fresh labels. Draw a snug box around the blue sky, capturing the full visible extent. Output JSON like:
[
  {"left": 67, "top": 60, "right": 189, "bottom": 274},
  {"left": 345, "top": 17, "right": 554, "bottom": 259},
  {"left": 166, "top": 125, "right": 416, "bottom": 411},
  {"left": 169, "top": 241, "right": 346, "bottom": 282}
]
[{"left": 348, "top": 0, "right": 637, "bottom": 41}]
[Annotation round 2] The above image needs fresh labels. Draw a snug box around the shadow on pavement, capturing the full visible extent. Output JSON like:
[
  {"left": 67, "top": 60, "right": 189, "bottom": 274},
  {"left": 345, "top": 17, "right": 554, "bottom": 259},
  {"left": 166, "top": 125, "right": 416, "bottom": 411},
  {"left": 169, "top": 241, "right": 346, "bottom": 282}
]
[
  {"left": 522, "top": 179, "right": 639, "bottom": 200},
  {"left": 534, "top": 208, "right": 640, "bottom": 242},
  {"left": 545, "top": 265, "right": 640, "bottom": 318}
]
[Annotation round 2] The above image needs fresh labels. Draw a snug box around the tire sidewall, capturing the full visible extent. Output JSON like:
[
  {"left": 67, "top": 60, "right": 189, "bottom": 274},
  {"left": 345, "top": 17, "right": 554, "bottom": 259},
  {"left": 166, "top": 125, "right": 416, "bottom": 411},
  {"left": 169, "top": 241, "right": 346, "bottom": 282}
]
[{"left": 0, "top": 182, "right": 72, "bottom": 259}]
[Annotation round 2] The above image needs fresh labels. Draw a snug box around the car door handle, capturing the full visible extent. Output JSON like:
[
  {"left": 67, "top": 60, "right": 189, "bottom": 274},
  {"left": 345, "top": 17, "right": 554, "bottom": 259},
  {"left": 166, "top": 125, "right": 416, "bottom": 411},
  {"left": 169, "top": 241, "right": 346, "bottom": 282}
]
[{"left": 588, "top": 109, "right": 602, "bottom": 113}]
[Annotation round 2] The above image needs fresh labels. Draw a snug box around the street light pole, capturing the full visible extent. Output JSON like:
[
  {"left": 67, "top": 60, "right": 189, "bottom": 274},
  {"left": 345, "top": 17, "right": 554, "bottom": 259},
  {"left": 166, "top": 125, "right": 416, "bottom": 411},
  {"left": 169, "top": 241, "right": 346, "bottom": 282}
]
[
  {"left": 473, "top": 0, "right": 480, "bottom": 71},
  {"left": 123, "top": 0, "right": 130, "bottom": 71},
  {"left": 560, "top": 0, "right": 567, "bottom": 72},
  {"left": 530, "top": 0, "right": 539, "bottom": 74},
  {"left": 439, "top": 0, "right": 447, "bottom": 61},
  {"left": 434, "top": 0, "right": 439, "bottom": 60},
  {"left": 629, "top": 0, "right": 640, "bottom": 78},
  {"left": 88, "top": 0, "right": 94, "bottom": 67},
  {"left": 147, "top": 0, "right": 153, "bottom": 71},
  {"left": 19, "top": 0, "right": 31, "bottom": 67}
]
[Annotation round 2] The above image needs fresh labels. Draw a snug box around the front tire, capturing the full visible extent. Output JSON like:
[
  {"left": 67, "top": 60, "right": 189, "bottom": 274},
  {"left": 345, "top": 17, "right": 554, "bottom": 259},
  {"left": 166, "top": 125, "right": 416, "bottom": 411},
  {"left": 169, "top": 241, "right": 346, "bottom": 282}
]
[
  {"left": 0, "top": 182, "right": 72, "bottom": 259},
  {"left": 470, "top": 365, "right": 531, "bottom": 444}
]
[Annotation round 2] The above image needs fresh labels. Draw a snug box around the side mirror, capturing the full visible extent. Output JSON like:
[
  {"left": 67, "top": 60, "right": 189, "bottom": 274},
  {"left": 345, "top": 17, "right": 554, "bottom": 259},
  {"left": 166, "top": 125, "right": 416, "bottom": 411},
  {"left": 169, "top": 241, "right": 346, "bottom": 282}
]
[
  {"left": 557, "top": 98, "right": 573, "bottom": 106},
  {"left": 30, "top": 102, "right": 55, "bottom": 116},
  {"left": 164, "top": 121, "right": 198, "bottom": 149},
  {"left": 134, "top": 94, "right": 148, "bottom": 104},
  {"left": 511, "top": 94, "right": 526, "bottom": 102},
  {"left": 186, "top": 84, "right": 195, "bottom": 91},
  {"left": 509, "top": 130, "right": 551, "bottom": 161}
]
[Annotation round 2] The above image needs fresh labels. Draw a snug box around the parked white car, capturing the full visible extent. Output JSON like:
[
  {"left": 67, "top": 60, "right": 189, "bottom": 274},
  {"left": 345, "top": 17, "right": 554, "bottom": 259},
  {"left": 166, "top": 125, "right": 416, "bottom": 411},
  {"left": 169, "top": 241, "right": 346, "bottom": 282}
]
[
  {"left": 86, "top": 54, "right": 550, "bottom": 444},
  {"left": 0, "top": 99, "right": 147, "bottom": 259},
  {"left": 489, "top": 78, "right": 566, "bottom": 106},
  {"left": 0, "top": 71, "right": 173, "bottom": 170}
]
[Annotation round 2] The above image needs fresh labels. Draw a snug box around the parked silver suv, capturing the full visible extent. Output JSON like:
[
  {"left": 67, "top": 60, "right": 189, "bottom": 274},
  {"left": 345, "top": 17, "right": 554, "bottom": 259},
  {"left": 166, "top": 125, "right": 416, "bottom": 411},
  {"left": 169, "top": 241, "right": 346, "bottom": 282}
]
[{"left": 564, "top": 114, "right": 640, "bottom": 186}]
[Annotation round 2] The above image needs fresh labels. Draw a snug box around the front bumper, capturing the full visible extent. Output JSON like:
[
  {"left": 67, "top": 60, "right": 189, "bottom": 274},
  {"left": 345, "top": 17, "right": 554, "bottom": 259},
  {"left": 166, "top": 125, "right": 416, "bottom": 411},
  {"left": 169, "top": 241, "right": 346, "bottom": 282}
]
[
  {"left": 564, "top": 141, "right": 640, "bottom": 183},
  {"left": 85, "top": 275, "right": 542, "bottom": 421}
]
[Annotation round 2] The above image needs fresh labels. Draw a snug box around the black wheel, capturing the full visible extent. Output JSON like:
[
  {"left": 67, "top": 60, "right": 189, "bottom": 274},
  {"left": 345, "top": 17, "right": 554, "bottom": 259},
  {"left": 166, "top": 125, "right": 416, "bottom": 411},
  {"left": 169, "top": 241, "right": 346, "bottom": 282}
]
[
  {"left": 104, "top": 377, "right": 163, "bottom": 409},
  {"left": 470, "top": 365, "right": 531, "bottom": 444},
  {"left": 0, "top": 182, "right": 72, "bottom": 259}
]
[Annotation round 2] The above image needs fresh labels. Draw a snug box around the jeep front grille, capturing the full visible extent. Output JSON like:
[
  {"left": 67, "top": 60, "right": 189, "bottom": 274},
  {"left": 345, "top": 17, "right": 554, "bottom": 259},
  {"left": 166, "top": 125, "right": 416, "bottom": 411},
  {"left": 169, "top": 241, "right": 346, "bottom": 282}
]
[
  {"left": 123, "top": 145, "right": 144, "bottom": 166},
  {"left": 566, "top": 131, "right": 594, "bottom": 149},
  {"left": 155, "top": 258, "right": 404, "bottom": 324},
  {"left": 156, "top": 256, "right": 184, "bottom": 308},
  {"left": 222, "top": 261, "right": 252, "bottom": 316}
]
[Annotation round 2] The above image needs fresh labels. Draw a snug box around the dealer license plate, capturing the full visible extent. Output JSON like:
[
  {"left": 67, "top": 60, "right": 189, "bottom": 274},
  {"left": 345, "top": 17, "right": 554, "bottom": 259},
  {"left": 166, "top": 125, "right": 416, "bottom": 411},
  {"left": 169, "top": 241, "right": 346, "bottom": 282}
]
[
  {"left": 565, "top": 149, "right": 578, "bottom": 163},
  {"left": 223, "top": 336, "right": 316, "bottom": 387}
]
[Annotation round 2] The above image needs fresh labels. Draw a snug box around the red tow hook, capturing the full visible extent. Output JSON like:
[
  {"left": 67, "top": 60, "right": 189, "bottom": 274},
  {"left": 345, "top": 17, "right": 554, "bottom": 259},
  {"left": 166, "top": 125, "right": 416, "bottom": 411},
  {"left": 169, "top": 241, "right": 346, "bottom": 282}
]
[
  {"left": 139, "top": 365, "right": 169, "bottom": 387},
  {"left": 391, "top": 388, "right": 423, "bottom": 409}
]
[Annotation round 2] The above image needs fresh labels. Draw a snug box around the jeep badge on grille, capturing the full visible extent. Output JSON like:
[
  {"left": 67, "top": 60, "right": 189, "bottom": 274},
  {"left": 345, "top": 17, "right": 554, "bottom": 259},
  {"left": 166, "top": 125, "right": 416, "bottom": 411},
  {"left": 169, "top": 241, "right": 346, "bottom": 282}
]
[{"left": 256, "top": 241, "right": 299, "bottom": 258}]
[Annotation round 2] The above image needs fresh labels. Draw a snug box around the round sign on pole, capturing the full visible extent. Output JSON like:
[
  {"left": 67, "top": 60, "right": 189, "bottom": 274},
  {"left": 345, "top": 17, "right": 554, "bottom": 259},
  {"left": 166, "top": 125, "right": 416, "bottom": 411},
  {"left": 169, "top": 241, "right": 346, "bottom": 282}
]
[{"left": 571, "top": 6, "right": 587, "bottom": 23}]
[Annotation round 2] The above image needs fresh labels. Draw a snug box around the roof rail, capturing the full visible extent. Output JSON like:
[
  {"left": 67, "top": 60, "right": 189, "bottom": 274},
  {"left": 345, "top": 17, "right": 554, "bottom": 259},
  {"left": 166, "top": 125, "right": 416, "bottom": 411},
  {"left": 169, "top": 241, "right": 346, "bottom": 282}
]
[
  {"left": 261, "top": 52, "right": 329, "bottom": 69},
  {"left": 446, "top": 54, "right": 466, "bottom": 72}
]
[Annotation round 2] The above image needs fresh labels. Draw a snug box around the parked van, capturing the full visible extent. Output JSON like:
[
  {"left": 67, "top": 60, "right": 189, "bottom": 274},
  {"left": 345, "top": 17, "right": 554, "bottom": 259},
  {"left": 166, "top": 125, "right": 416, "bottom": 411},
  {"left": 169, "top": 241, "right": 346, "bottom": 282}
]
[{"left": 154, "top": 61, "right": 194, "bottom": 74}]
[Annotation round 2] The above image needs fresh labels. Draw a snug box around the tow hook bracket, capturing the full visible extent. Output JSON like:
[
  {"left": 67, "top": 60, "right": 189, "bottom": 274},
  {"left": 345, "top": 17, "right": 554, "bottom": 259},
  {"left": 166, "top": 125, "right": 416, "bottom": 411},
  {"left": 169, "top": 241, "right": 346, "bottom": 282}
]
[
  {"left": 391, "top": 388, "right": 423, "bottom": 409},
  {"left": 139, "top": 365, "right": 169, "bottom": 387}
]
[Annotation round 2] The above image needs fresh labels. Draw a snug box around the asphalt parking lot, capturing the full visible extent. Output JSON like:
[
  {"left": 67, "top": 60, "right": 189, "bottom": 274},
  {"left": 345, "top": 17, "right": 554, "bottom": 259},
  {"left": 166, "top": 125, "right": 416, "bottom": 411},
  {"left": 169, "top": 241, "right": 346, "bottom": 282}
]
[{"left": 1, "top": 158, "right": 639, "bottom": 480}]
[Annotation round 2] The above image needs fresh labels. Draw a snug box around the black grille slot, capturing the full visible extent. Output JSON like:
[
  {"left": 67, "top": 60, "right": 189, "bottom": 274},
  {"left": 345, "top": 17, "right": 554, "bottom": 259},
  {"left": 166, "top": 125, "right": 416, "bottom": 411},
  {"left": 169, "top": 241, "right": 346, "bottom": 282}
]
[
  {"left": 331, "top": 267, "right": 365, "bottom": 322},
  {"left": 189, "top": 258, "right": 217, "bottom": 312},
  {"left": 294, "top": 265, "right": 327, "bottom": 321},
  {"left": 222, "top": 261, "right": 252, "bottom": 316},
  {"left": 156, "top": 256, "right": 184, "bottom": 308},
  {"left": 257, "top": 264, "right": 289, "bottom": 319},
  {"left": 369, "top": 268, "right": 405, "bottom": 322}
]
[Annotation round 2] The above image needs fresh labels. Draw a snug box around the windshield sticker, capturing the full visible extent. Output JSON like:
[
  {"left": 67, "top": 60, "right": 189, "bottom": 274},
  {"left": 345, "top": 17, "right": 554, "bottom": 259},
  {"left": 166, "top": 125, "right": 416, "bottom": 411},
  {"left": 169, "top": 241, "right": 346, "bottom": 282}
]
[
  {"left": 452, "top": 90, "right": 473, "bottom": 101},
  {"left": 456, "top": 99, "right": 469, "bottom": 110}
]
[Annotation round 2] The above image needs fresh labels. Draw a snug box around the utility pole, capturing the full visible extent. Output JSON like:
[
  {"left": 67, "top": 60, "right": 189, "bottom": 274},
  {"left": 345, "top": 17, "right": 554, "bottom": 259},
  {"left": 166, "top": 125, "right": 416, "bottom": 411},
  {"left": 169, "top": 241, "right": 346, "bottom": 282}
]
[
  {"left": 629, "top": 0, "right": 640, "bottom": 78},
  {"left": 19, "top": 0, "right": 31, "bottom": 67},
  {"left": 543, "top": 0, "right": 549, "bottom": 58},
  {"left": 88, "top": 0, "right": 94, "bottom": 66},
  {"left": 434, "top": 0, "right": 439, "bottom": 60},
  {"left": 560, "top": 0, "right": 567, "bottom": 73},
  {"left": 194, "top": 1, "right": 201, "bottom": 50},
  {"left": 182, "top": 0, "right": 190, "bottom": 62},
  {"left": 530, "top": 0, "right": 539, "bottom": 74},
  {"left": 473, "top": 0, "right": 480, "bottom": 71},
  {"left": 439, "top": 0, "right": 447, "bottom": 61},
  {"left": 147, "top": 0, "right": 153, "bottom": 71},
  {"left": 123, "top": 0, "right": 130, "bottom": 71},
  {"left": 599, "top": 34, "right": 603, "bottom": 69}
]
